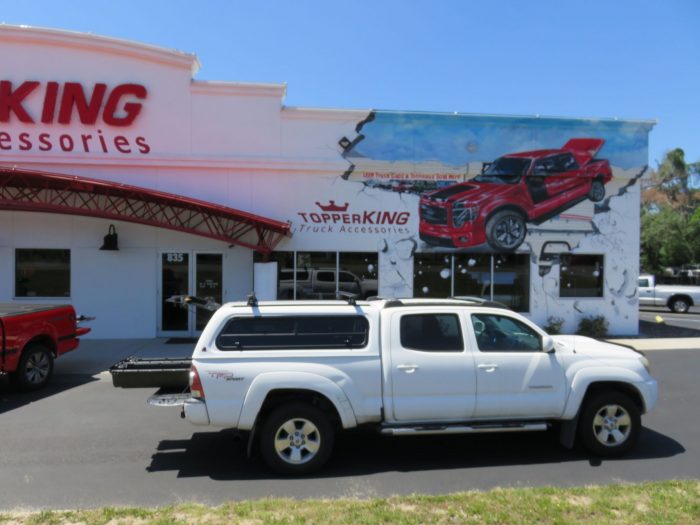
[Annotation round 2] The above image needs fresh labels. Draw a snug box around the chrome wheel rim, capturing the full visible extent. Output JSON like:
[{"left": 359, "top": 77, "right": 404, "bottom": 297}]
[
  {"left": 592, "top": 404, "right": 632, "bottom": 447},
  {"left": 25, "top": 352, "right": 50, "bottom": 385},
  {"left": 673, "top": 300, "right": 688, "bottom": 313},
  {"left": 494, "top": 216, "right": 524, "bottom": 249},
  {"left": 274, "top": 418, "right": 321, "bottom": 465}
]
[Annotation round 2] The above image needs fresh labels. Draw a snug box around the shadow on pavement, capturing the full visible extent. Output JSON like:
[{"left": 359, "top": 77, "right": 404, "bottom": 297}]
[
  {"left": 146, "top": 425, "right": 684, "bottom": 480},
  {"left": 0, "top": 373, "right": 99, "bottom": 415}
]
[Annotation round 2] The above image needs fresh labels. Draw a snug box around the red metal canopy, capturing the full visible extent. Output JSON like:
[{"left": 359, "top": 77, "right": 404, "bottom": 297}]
[{"left": 0, "top": 166, "right": 291, "bottom": 254}]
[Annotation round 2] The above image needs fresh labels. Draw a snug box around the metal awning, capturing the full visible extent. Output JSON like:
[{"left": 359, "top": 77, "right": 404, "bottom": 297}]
[{"left": 0, "top": 166, "right": 291, "bottom": 254}]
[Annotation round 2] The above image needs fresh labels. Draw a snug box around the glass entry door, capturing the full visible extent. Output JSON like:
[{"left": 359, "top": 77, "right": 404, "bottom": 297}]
[{"left": 159, "top": 252, "right": 223, "bottom": 336}]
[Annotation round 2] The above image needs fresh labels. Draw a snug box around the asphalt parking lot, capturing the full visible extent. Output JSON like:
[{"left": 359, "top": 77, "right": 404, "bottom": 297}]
[
  {"left": 639, "top": 306, "right": 700, "bottom": 336},
  {"left": 0, "top": 338, "right": 698, "bottom": 510}
]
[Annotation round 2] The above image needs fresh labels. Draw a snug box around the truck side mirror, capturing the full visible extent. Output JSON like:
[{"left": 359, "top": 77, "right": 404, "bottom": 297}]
[{"left": 542, "top": 335, "right": 555, "bottom": 353}]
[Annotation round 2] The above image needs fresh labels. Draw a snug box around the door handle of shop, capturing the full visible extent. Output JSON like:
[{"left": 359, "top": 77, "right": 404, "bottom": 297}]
[
  {"left": 478, "top": 364, "right": 499, "bottom": 372},
  {"left": 397, "top": 364, "right": 419, "bottom": 373}
]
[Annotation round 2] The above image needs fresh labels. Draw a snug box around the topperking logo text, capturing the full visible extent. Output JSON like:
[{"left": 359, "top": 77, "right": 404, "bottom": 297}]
[{"left": 295, "top": 201, "right": 411, "bottom": 235}]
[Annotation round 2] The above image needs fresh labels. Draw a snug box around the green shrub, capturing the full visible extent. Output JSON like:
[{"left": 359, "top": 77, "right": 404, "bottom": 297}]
[
  {"left": 576, "top": 315, "right": 609, "bottom": 338},
  {"left": 544, "top": 316, "right": 565, "bottom": 334}
]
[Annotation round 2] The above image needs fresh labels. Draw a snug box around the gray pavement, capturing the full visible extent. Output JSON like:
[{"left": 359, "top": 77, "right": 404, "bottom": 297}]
[{"left": 0, "top": 336, "right": 697, "bottom": 510}]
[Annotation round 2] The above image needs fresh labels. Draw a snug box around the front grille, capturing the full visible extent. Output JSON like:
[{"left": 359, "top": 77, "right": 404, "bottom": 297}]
[
  {"left": 421, "top": 203, "right": 448, "bottom": 225},
  {"left": 419, "top": 233, "right": 455, "bottom": 248}
]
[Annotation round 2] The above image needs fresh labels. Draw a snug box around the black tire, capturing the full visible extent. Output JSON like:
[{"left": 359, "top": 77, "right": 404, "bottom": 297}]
[
  {"left": 485, "top": 209, "right": 526, "bottom": 251},
  {"left": 15, "top": 343, "right": 54, "bottom": 391},
  {"left": 669, "top": 297, "right": 690, "bottom": 314},
  {"left": 579, "top": 391, "right": 640, "bottom": 457},
  {"left": 588, "top": 179, "right": 606, "bottom": 202},
  {"left": 260, "top": 402, "right": 334, "bottom": 475}
]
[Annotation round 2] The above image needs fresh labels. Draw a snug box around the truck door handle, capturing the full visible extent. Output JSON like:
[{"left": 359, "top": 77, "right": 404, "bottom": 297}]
[
  {"left": 397, "top": 364, "right": 419, "bottom": 373},
  {"left": 478, "top": 364, "right": 499, "bottom": 372}
]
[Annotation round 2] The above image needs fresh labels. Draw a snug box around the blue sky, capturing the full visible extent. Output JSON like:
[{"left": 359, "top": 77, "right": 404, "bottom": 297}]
[
  {"left": 2, "top": 0, "right": 697, "bottom": 168},
  {"left": 353, "top": 113, "right": 651, "bottom": 169}
]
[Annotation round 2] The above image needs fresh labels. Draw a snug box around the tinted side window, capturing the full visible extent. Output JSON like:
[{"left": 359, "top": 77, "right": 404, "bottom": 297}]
[
  {"left": 400, "top": 314, "right": 463, "bottom": 352},
  {"left": 471, "top": 314, "right": 541, "bottom": 352},
  {"left": 559, "top": 153, "right": 580, "bottom": 171},
  {"left": 217, "top": 316, "right": 369, "bottom": 350},
  {"left": 339, "top": 271, "right": 356, "bottom": 283},
  {"left": 638, "top": 278, "right": 649, "bottom": 288}
]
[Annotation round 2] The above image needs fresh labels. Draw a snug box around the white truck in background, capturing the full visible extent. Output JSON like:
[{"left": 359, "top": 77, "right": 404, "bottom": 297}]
[
  {"left": 639, "top": 274, "right": 700, "bottom": 313},
  {"left": 112, "top": 297, "right": 658, "bottom": 475}
]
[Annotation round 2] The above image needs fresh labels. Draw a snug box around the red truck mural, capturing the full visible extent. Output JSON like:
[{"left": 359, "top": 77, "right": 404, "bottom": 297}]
[
  {"left": 419, "top": 138, "right": 612, "bottom": 251},
  {"left": 0, "top": 304, "right": 91, "bottom": 390}
]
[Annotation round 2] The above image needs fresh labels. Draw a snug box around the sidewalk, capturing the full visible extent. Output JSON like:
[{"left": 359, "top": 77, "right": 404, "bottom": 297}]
[
  {"left": 53, "top": 335, "right": 700, "bottom": 376},
  {"left": 53, "top": 338, "right": 194, "bottom": 375}
]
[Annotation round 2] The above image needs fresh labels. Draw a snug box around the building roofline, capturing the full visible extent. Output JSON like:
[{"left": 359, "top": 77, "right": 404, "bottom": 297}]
[{"left": 0, "top": 24, "right": 200, "bottom": 75}]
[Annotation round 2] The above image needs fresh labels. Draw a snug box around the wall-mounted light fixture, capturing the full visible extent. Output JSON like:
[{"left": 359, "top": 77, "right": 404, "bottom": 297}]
[{"left": 99, "top": 224, "right": 119, "bottom": 251}]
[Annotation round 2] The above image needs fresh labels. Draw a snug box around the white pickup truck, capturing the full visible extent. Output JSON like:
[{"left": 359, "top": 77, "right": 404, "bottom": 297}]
[
  {"left": 112, "top": 297, "right": 657, "bottom": 474},
  {"left": 639, "top": 274, "right": 700, "bottom": 313}
]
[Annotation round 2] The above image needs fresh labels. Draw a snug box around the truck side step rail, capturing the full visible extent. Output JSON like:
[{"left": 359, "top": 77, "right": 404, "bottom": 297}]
[{"left": 380, "top": 422, "right": 548, "bottom": 436}]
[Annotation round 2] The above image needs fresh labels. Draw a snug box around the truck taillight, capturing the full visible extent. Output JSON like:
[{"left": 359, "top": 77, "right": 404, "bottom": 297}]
[{"left": 190, "top": 365, "right": 205, "bottom": 399}]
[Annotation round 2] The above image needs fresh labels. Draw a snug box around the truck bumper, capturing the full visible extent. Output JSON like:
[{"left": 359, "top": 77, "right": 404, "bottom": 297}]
[
  {"left": 641, "top": 379, "right": 659, "bottom": 413},
  {"left": 184, "top": 398, "right": 210, "bottom": 425}
]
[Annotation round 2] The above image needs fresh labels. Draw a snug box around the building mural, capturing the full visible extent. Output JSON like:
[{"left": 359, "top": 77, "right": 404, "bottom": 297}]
[{"left": 280, "top": 110, "right": 651, "bottom": 333}]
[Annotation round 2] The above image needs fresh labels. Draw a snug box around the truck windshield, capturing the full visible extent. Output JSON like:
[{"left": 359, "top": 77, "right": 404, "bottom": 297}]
[{"left": 475, "top": 157, "right": 531, "bottom": 184}]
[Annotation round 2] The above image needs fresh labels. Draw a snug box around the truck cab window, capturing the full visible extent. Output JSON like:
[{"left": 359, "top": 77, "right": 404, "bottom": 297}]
[
  {"left": 400, "top": 313, "right": 463, "bottom": 352},
  {"left": 471, "top": 313, "right": 541, "bottom": 352}
]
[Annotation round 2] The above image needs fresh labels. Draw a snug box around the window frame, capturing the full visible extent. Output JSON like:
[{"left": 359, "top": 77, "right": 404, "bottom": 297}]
[
  {"left": 470, "top": 312, "right": 544, "bottom": 353},
  {"left": 559, "top": 254, "right": 605, "bottom": 299},
  {"left": 399, "top": 312, "right": 465, "bottom": 353},
  {"left": 14, "top": 248, "right": 71, "bottom": 299}
]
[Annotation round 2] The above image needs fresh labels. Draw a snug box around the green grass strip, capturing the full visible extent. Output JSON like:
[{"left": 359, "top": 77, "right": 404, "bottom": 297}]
[{"left": 1, "top": 480, "right": 698, "bottom": 525}]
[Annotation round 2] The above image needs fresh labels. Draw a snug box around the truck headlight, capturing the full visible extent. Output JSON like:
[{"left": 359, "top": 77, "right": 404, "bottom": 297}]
[
  {"left": 452, "top": 202, "right": 479, "bottom": 228},
  {"left": 639, "top": 355, "right": 651, "bottom": 373}
]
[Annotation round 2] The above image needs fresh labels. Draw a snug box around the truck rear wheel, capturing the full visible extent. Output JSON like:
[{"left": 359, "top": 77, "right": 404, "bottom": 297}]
[
  {"left": 579, "top": 391, "right": 640, "bottom": 457},
  {"left": 669, "top": 297, "right": 690, "bottom": 313},
  {"left": 260, "top": 402, "right": 334, "bottom": 475},
  {"left": 15, "top": 343, "right": 54, "bottom": 391}
]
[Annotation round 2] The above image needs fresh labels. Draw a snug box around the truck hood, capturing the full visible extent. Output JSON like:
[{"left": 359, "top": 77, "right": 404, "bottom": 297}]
[
  {"left": 552, "top": 335, "right": 641, "bottom": 360},
  {"left": 424, "top": 181, "right": 516, "bottom": 205}
]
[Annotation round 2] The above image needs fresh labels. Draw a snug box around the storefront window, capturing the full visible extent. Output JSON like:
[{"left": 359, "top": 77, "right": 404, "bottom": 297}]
[
  {"left": 453, "top": 254, "right": 491, "bottom": 299},
  {"left": 414, "top": 253, "right": 530, "bottom": 311},
  {"left": 296, "top": 252, "right": 337, "bottom": 299},
  {"left": 492, "top": 254, "right": 530, "bottom": 312},
  {"left": 339, "top": 252, "right": 379, "bottom": 299},
  {"left": 15, "top": 249, "right": 70, "bottom": 298},
  {"left": 560, "top": 255, "right": 604, "bottom": 298},
  {"left": 413, "top": 253, "right": 453, "bottom": 298},
  {"left": 255, "top": 251, "right": 379, "bottom": 300}
]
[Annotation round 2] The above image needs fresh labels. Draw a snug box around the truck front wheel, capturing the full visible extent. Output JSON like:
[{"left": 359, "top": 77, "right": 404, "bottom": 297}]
[
  {"left": 588, "top": 179, "right": 606, "bottom": 202},
  {"left": 485, "top": 210, "right": 526, "bottom": 252},
  {"left": 15, "top": 343, "right": 54, "bottom": 391},
  {"left": 579, "top": 391, "right": 640, "bottom": 457},
  {"left": 260, "top": 402, "right": 334, "bottom": 475}
]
